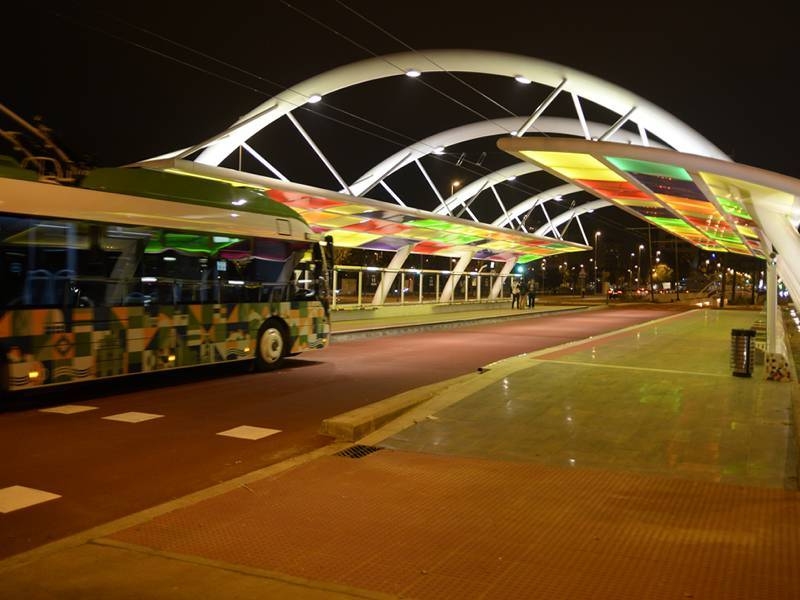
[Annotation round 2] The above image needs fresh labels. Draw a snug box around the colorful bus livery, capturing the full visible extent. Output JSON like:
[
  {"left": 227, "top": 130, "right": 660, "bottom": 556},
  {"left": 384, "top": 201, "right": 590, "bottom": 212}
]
[
  {"left": 0, "top": 162, "right": 333, "bottom": 393},
  {"left": 1, "top": 301, "right": 328, "bottom": 389}
]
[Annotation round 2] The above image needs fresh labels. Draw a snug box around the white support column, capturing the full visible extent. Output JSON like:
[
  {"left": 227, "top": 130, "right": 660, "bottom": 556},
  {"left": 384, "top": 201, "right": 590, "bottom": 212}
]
[
  {"left": 415, "top": 159, "right": 452, "bottom": 216},
  {"left": 491, "top": 186, "right": 511, "bottom": 227},
  {"left": 188, "top": 103, "right": 279, "bottom": 162},
  {"left": 491, "top": 260, "right": 517, "bottom": 299},
  {"left": 459, "top": 204, "right": 479, "bottom": 222},
  {"left": 378, "top": 181, "right": 408, "bottom": 207},
  {"left": 371, "top": 245, "right": 413, "bottom": 305},
  {"left": 540, "top": 203, "right": 561, "bottom": 239},
  {"left": 286, "top": 112, "right": 353, "bottom": 195},
  {"left": 744, "top": 195, "right": 800, "bottom": 305},
  {"left": 440, "top": 253, "right": 475, "bottom": 303},
  {"left": 520, "top": 198, "right": 541, "bottom": 231},
  {"left": 763, "top": 254, "right": 793, "bottom": 381},
  {"left": 598, "top": 107, "right": 637, "bottom": 141},
  {"left": 516, "top": 79, "right": 567, "bottom": 137},
  {"left": 455, "top": 181, "right": 489, "bottom": 218},
  {"left": 744, "top": 193, "right": 800, "bottom": 381},
  {"left": 766, "top": 255, "right": 778, "bottom": 355},
  {"left": 353, "top": 151, "right": 411, "bottom": 197},
  {"left": 571, "top": 93, "right": 591, "bottom": 140},
  {"left": 637, "top": 123, "right": 650, "bottom": 147},
  {"left": 242, "top": 142, "right": 289, "bottom": 181}
]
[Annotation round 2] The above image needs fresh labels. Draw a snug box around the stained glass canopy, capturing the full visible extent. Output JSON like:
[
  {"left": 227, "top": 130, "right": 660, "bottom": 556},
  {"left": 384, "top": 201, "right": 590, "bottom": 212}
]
[
  {"left": 140, "top": 158, "right": 589, "bottom": 264},
  {"left": 498, "top": 137, "right": 800, "bottom": 260}
]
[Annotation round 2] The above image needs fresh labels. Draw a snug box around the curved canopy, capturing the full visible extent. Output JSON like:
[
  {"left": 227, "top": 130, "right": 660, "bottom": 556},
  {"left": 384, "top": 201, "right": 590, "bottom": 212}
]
[
  {"left": 137, "top": 49, "right": 733, "bottom": 259},
  {"left": 498, "top": 137, "right": 800, "bottom": 299},
  {"left": 146, "top": 158, "right": 589, "bottom": 264}
]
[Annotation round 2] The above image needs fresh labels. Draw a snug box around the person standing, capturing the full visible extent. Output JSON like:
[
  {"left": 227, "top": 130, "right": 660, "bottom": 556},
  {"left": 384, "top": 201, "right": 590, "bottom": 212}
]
[
  {"left": 511, "top": 279, "right": 521, "bottom": 309},
  {"left": 527, "top": 279, "right": 536, "bottom": 308}
]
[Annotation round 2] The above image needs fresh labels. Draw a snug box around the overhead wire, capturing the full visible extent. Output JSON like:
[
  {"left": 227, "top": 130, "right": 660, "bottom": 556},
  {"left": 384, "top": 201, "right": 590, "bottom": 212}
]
[
  {"left": 84, "top": 2, "right": 550, "bottom": 201},
  {"left": 324, "top": 1, "right": 575, "bottom": 202},
  {"left": 39, "top": 5, "right": 438, "bottom": 155},
  {"left": 284, "top": 0, "right": 564, "bottom": 202},
  {"left": 283, "top": 1, "right": 518, "bottom": 130},
  {"left": 332, "top": 1, "right": 562, "bottom": 142},
  {"left": 334, "top": 0, "right": 520, "bottom": 121},
  {"left": 43, "top": 2, "right": 591, "bottom": 227}
]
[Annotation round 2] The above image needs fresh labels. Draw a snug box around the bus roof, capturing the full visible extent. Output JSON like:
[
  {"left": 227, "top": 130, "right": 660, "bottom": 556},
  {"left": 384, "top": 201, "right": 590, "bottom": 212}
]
[
  {"left": 0, "top": 155, "right": 38, "bottom": 182},
  {"left": 80, "top": 167, "right": 306, "bottom": 224}
]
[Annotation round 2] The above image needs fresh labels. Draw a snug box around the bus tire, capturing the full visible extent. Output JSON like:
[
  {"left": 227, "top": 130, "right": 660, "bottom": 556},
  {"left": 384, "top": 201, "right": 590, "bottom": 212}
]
[{"left": 255, "top": 319, "right": 288, "bottom": 372}]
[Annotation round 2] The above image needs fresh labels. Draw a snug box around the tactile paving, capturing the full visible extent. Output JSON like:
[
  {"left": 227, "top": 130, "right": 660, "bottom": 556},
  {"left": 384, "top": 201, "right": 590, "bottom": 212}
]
[{"left": 110, "top": 449, "right": 800, "bottom": 599}]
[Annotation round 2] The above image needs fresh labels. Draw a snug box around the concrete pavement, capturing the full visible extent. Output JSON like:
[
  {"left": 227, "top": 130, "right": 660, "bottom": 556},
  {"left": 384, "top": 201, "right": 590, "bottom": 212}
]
[{"left": 1, "top": 304, "right": 798, "bottom": 599}]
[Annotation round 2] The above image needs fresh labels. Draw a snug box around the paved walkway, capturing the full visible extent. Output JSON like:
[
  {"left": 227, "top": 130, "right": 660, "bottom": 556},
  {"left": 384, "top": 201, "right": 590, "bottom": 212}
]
[
  {"left": 1, "top": 306, "right": 798, "bottom": 599},
  {"left": 329, "top": 302, "right": 587, "bottom": 341}
]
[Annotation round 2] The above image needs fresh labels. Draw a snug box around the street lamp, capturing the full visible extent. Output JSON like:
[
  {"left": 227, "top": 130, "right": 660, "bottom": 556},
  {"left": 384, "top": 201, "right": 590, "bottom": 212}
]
[
  {"left": 450, "top": 180, "right": 461, "bottom": 196},
  {"left": 594, "top": 231, "right": 601, "bottom": 293},
  {"left": 541, "top": 259, "right": 546, "bottom": 292},
  {"left": 637, "top": 244, "right": 644, "bottom": 286}
]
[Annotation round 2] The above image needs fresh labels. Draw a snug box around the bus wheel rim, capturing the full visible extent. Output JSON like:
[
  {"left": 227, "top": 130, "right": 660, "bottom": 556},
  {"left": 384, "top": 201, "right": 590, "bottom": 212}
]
[{"left": 260, "top": 327, "right": 283, "bottom": 363}]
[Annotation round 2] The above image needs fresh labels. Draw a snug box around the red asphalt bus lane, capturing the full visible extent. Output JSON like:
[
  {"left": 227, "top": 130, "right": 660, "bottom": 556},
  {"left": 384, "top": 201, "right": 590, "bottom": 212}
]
[{"left": 0, "top": 304, "right": 691, "bottom": 558}]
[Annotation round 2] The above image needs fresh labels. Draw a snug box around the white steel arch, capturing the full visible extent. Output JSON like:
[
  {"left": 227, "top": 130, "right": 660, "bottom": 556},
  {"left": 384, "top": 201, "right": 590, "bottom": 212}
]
[
  {"left": 145, "top": 49, "right": 728, "bottom": 257},
  {"left": 531, "top": 198, "right": 612, "bottom": 237},
  {"left": 357, "top": 116, "right": 658, "bottom": 204},
  {"left": 490, "top": 183, "right": 585, "bottom": 227},
  {"left": 179, "top": 49, "right": 728, "bottom": 168}
]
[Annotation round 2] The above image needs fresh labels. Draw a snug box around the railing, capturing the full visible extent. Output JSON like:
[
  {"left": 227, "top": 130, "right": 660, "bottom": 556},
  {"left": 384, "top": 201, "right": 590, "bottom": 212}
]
[{"left": 331, "top": 265, "right": 509, "bottom": 308}]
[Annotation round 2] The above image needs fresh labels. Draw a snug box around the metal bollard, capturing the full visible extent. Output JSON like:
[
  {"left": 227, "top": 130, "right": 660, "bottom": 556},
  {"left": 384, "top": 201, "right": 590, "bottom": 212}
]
[{"left": 730, "top": 328, "right": 756, "bottom": 377}]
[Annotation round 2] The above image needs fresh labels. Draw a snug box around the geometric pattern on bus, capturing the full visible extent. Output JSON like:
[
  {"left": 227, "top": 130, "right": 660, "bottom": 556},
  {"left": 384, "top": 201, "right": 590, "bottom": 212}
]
[{"left": 0, "top": 301, "right": 329, "bottom": 391}]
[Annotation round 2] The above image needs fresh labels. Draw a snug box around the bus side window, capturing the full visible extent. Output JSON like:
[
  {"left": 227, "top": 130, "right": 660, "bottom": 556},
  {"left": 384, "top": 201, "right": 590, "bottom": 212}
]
[
  {"left": 54, "top": 269, "right": 79, "bottom": 306},
  {"left": 24, "top": 269, "right": 55, "bottom": 305},
  {"left": 0, "top": 252, "right": 25, "bottom": 307}
]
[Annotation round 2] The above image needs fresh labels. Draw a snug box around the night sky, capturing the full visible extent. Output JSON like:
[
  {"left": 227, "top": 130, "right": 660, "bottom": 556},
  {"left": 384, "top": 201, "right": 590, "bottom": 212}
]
[{"left": 3, "top": 1, "right": 797, "bottom": 250}]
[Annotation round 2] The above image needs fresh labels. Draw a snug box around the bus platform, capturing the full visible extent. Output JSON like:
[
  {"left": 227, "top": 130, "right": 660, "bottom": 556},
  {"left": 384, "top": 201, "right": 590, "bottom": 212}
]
[
  {"left": 1, "top": 306, "right": 798, "bottom": 599},
  {"left": 329, "top": 300, "right": 591, "bottom": 341}
]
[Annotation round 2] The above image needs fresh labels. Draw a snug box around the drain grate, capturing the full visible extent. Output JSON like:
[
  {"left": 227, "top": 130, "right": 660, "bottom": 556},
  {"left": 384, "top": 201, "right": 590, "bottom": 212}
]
[{"left": 334, "top": 444, "right": 384, "bottom": 459}]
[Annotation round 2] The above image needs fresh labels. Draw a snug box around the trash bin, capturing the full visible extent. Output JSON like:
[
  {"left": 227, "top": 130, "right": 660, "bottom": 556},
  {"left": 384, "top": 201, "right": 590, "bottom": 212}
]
[{"left": 730, "top": 328, "right": 756, "bottom": 377}]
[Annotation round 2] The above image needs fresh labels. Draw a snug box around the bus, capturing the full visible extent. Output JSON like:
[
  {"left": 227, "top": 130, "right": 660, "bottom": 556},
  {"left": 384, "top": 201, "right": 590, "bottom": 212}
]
[{"left": 0, "top": 157, "right": 334, "bottom": 395}]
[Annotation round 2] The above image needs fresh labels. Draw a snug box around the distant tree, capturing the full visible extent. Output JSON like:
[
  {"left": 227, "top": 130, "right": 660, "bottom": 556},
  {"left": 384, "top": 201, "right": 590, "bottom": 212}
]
[
  {"left": 652, "top": 263, "right": 673, "bottom": 283},
  {"left": 333, "top": 246, "right": 357, "bottom": 266}
]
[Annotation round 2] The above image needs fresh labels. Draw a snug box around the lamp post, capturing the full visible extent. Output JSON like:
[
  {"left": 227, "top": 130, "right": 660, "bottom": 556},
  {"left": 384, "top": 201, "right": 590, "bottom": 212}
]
[
  {"left": 541, "top": 259, "right": 546, "bottom": 293},
  {"left": 673, "top": 238, "right": 680, "bottom": 300},
  {"left": 637, "top": 244, "right": 644, "bottom": 288},
  {"left": 594, "top": 231, "right": 601, "bottom": 294},
  {"left": 629, "top": 252, "right": 635, "bottom": 290},
  {"left": 450, "top": 180, "right": 461, "bottom": 197},
  {"left": 647, "top": 225, "right": 655, "bottom": 302}
]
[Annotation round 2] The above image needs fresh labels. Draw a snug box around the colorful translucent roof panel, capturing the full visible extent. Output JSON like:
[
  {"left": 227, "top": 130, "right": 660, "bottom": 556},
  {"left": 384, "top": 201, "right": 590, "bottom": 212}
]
[
  {"left": 499, "top": 138, "right": 788, "bottom": 259},
  {"left": 150, "top": 159, "right": 590, "bottom": 262},
  {"left": 260, "top": 189, "right": 590, "bottom": 259}
]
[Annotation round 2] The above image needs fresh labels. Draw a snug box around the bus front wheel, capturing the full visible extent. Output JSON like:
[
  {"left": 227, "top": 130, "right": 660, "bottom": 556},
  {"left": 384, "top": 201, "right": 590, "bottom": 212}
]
[{"left": 255, "top": 319, "right": 288, "bottom": 371}]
